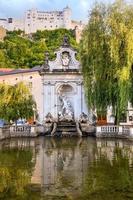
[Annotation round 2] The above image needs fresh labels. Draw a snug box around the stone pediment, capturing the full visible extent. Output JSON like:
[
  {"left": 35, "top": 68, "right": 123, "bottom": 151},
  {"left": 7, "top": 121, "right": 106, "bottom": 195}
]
[{"left": 48, "top": 37, "right": 80, "bottom": 71}]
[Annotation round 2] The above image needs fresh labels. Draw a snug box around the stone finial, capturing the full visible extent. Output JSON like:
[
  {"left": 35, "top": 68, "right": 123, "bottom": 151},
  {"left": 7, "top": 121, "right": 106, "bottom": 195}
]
[
  {"left": 62, "top": 35, "right": 70, "bottom": 47},
  {"left": 43, "top": 51, "right": 49, "bottom": 68},
  {"left": 39, "top": 51, "right": 49, "bottom": 75}
]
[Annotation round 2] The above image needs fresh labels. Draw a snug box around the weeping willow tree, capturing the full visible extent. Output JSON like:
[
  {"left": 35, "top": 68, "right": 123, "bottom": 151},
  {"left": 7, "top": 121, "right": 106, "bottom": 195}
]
[
  {"left": 0, "top": 82, "right": 36, "bottom": 123},
  {"left": 80, "top": 0, "right": 133, "bottom": 124}
]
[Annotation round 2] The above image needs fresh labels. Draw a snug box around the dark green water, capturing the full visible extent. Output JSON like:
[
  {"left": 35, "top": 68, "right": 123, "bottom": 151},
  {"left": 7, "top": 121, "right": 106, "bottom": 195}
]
[{"left": 0, "top": 137, "right": 133, "bottom": 200}]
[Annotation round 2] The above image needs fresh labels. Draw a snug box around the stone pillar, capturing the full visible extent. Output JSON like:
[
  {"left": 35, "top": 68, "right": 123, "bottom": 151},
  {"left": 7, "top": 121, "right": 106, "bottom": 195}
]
[
  {"left": 50, "top": 84, "right": 56, "bottom": 118},
  {"left": 81, "top": 84, "right": 89, "bottom": 116},
  {"left": 39, "top": 75, "right": 45, "bottom": 122},
  {"left": 75, "top": 82, "right": 82, "bottom": 120},
  {"left": 43, "top": 81, "right": 52, "bottom": 119}
]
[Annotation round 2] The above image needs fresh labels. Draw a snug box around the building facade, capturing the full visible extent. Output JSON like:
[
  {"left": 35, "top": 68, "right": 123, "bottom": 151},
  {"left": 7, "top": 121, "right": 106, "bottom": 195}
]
[
  {"left": 0, "top": 18, "right": 24, "bottom": 31},
  {"left": 25, "top": 6, "right": 72, "bottom": 34}
]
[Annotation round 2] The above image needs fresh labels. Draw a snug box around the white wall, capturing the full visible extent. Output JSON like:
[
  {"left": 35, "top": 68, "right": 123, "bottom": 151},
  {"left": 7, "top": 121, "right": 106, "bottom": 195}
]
[{"left": 24, "top": 7, "right": 72, "bottom": 34}]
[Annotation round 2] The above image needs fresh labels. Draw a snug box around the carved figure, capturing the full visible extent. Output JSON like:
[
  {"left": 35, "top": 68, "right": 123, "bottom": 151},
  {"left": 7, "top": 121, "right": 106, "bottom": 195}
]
[
  {"left": 79, "top": 112, "right": 97, "bottom": 125},
  {"left": 79, "top": 112, "right": 89, "bottom": 123},
  {"left": 45, "top": 112, "right": 54, "bottom": 123},
  {"left": 59, "top": 95, "right": 74, "bottom": 121}
]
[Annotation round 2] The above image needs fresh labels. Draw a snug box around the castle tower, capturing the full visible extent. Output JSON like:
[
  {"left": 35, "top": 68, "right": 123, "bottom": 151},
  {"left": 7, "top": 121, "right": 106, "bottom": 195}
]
[
  {"left": 63, "top": 6, "right": 72, "bottom": 29},
  {"left": 25, "top": 8, "right": 38, "bottom": 34}
]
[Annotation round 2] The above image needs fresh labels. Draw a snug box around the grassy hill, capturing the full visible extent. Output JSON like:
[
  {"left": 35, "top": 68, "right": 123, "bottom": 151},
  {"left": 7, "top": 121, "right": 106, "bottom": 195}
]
[{"left": 0, "top": 29, "right": 78, "bottom": 69}]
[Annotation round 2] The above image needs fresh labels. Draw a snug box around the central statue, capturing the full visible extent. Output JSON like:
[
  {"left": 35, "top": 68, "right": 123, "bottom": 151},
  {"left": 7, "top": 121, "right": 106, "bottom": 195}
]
[{"left": 58, "top": 95, "right": 74, "bottom": 121}]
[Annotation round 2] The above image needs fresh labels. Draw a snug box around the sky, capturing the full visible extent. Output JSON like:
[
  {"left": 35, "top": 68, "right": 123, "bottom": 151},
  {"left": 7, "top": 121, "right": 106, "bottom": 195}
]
[
  {"left": 0, "top": 0, "right": 110, "bottom": 21},
  {"left": 0, "top": 0, "right": 132, "bottom": 21}
]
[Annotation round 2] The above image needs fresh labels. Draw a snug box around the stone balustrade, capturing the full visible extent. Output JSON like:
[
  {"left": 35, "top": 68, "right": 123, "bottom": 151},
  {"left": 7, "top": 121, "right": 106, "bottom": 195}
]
[
  {"left": 0, "top": 125, "right": 45, "bottom": 140},
  {"left": 96, "top": 125, "right": 131, "bottom": 138}
]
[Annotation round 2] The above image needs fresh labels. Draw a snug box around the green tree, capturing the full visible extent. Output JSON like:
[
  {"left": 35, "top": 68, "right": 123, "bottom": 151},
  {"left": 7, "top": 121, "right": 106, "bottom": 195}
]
[
  {"left": 0, "top": 49, "right": 10, "bottom": 68},
  {"left": 0, "top": 82, "right": 36, "bottom": 123},
  {"left": 0, "top": 28, "right": 78, "bottom": 69},
  {"left": 80, "top": 0, "right": 133, "bottom": 124}
]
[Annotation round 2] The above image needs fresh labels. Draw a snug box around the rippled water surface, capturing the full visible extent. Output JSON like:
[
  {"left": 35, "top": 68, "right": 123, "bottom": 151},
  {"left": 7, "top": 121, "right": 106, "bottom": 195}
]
[{"left": 0, "top": 137, "right": 133, "bottom": 200}]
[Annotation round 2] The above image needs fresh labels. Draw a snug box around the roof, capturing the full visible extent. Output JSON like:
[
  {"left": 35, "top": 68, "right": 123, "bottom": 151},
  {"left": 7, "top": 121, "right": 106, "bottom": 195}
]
[
  {"left": 0, "top": 68, "right": 14, "bottom": 72},
  {"left": 0, "top": 66, "right": 40, "bottom": 76}
]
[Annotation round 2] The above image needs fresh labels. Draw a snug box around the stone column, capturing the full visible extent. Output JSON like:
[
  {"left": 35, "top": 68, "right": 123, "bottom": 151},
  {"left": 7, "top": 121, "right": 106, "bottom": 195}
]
[
  {"left": 75, "top": 81, "right": 82, "bottom": 120},
  {"left": 82, "top": 84, "right": 88, "bottom": 114},
  {"left": 40, "top": 75, "right": 45, "bottom": 122},
  {"left": 43, "top": 81, "right": 51, "bottom": 118},
  {"left": 50, "top": 83, "right": 56, "bottom": 118}
]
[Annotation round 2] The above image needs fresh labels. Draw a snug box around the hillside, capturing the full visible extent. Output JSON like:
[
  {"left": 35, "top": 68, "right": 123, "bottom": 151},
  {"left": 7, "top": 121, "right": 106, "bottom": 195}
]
[{"left": 0, "top": 29, "right": 78, "bottom": 69}]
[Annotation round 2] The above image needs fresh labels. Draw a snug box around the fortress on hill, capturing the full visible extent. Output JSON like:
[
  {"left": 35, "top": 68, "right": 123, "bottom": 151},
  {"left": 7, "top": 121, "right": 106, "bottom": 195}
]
[{"left": 0, "top": 6, "right": 84, "bottom": 42}]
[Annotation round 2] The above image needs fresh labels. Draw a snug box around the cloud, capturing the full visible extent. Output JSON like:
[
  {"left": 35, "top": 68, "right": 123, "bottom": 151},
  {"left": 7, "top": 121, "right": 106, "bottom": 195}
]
[{"left": 79, "top": 0, "right": 89, "bottom": 10}]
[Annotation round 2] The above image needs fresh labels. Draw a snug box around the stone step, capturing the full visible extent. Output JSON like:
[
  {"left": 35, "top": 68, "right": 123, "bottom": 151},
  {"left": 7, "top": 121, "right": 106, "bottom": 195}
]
[
  {"left": 57, "top": 122, "right": 76, "bottom": 126},
  {"left": 57, "top": 124, "right": 76, "bottom": 127},
  {"left": 56, "top": 127, "right": 77, "bottom": 132},
  {"left": 55, "top": 120, "right": 78, "bottom": 137}
]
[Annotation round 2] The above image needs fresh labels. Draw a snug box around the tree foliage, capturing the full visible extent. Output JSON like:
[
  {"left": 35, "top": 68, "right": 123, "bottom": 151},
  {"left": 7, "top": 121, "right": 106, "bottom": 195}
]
[
  {"left": 80, "top": 0, "right": 133, "bottom": 124},
  {"left": 0, "top": 82, "right": 36, "bottom": 122},
  {"left": 0, "top": 29, "right": 78, "bottom": 69}
]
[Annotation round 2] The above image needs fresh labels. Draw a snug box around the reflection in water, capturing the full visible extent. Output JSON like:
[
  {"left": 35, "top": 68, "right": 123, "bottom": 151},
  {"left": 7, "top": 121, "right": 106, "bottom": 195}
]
[{"left": 0, "top": 137, "right": 133, "bottom": 199}]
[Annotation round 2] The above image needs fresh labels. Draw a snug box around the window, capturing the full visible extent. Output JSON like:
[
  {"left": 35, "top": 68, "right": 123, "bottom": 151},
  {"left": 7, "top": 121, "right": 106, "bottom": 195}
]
[
  {"left": 28, "top": 82, "right": 32, "bottom": 90},
  {"left": 129, "top": 116, "right": 133, "bottom": 121}
]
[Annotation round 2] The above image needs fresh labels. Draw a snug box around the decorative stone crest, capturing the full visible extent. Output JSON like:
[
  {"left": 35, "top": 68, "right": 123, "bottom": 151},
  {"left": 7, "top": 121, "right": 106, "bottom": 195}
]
[
  {"left": 61, "top": 51, "right": 71, "bottom": 67},
  {"left": 48, "top": 35, "right": 80, "bottom": 71}
]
